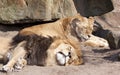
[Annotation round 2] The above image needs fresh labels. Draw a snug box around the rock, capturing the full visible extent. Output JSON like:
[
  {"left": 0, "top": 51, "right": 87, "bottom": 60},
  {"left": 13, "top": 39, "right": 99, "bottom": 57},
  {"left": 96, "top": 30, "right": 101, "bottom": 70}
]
[
  {"left": 112, "top": 0, "right": 120, "bottom": 12},
  {"left": 0, "top": 0, "right": 77, "bottom": 24},
  {"left": 106, "top": 31, "right": 120, "bottom": 49},
  {"left": 93, "top": 12, "right": 120, "bottom": 49}
]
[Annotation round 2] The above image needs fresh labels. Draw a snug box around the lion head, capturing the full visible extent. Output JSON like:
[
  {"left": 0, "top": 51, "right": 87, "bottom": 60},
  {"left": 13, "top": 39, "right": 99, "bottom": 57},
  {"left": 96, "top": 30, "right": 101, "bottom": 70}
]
[
  {"left": 62, "top": 14, "right": 109, "bottom": 49},
  {"left": 46, "top": 38, "right": 83, "bottom": 66}
]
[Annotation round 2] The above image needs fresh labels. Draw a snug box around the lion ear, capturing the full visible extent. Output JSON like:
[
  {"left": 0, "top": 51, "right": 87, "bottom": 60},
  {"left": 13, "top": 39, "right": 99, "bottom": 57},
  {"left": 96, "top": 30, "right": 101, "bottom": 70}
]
[
  {"left": 88, "top": 17, "right": 94, "bottom": 25},
  {"left": 88, "top": 17, "right": 94, "bottom": 33},
  {"left": 75, "top": 13, "right": 82, "bottom": 16},
  {"left": 73, "top": 13, "right": 83, "bottom": 19},
  {"left": 62, "top": 18, "right": 71, "bottom": 31}
]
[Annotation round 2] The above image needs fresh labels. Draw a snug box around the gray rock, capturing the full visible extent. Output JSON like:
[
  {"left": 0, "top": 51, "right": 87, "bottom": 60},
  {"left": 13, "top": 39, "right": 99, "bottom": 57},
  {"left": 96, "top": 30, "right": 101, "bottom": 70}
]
[
  {"left": 90, "top": 0, "right": 120, "bottom": 49},
  {"left": 106, "top": 31, "right": 120, "bottom": 49},
  {"left": 93, "top": 12, "right": 120, "bottom": 49}
]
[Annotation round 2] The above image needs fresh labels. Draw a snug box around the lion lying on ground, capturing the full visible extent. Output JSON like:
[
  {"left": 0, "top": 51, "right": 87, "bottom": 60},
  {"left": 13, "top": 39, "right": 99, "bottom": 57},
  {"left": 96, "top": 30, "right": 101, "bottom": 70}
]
[
  {"left": 1, "top": 36, "right": 82, "bottom": 72},
  {"left": 0, "top": 14, "right": 109, "bottom": 72}
]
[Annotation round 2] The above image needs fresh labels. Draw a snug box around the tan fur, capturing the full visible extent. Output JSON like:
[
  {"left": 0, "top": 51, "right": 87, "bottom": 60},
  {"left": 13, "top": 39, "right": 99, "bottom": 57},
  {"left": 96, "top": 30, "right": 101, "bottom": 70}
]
[{"left": 0, "top": 37, "right": 12, "bottom": 57}]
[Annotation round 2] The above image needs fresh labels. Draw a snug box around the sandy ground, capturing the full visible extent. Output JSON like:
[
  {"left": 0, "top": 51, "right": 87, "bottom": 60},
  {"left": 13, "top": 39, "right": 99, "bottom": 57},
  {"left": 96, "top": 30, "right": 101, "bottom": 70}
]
[{"left": 0, "top": 25, "right": 120, "bottom": 75}]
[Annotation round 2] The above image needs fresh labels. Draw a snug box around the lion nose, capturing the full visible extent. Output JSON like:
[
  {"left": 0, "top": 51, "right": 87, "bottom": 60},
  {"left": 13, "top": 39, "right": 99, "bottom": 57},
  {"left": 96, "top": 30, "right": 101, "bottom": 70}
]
[{"left": 68, "top": 52, "right": 71, "bottom": 58}]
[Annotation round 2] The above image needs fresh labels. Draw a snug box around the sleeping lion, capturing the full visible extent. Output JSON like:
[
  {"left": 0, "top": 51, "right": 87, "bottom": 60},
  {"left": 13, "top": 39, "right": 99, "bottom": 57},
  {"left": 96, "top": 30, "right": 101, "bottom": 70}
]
[
  {"left": 1, "top": 36, "right": 82, "bottom": 72},
  {"left": 0, "top": 14, "right": 109, "bottom": 72}
]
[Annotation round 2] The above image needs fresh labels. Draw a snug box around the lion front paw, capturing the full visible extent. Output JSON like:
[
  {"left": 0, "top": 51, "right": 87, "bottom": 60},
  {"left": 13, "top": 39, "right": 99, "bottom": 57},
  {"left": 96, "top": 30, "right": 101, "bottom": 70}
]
[
  {"left": 2, "top": 65, "right": 14, "bottom": 72},
  {"left": 14, "top": 58, "right": 27, "bottom": 71}
]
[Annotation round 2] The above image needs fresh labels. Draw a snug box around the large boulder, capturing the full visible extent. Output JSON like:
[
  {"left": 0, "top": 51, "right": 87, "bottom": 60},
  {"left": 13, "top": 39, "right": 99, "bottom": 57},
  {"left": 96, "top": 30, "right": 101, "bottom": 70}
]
[
  {"left": 0, "top": 0, "right": 77, "bottom": 24},
  {"left": 92, "top": 0, "right": 120, "bottom": 49},
  {"left": 112, "top": 0, "right": 120, "bottom": 12},
  {"left": 93, "top": 12, "right": 120, "bottom": 49}
]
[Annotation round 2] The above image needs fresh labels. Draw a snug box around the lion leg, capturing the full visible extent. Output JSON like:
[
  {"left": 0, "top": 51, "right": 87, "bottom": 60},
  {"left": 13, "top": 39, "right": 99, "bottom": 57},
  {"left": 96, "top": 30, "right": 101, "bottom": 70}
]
[
  {"left": 2, "top": 41, "right": 27, "bottom": 72},
  {"left": 84, "top": 35, "right": 109, "bottom": 49}
]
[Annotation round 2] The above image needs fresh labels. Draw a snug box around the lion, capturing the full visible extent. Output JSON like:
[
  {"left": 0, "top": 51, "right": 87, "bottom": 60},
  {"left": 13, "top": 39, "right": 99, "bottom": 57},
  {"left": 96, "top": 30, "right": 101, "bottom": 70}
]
[
  {"left": 1, "top": 36, "right": 82, "bottom": 72},
  {"left": 1, "top": 14, "right": 109, "bottom": 72},
  {"left": 19, "top": 14, "right": 109, "bottom": 48},
  {"left": 1, "top": 34, "right": 83, "bottom": 72}
]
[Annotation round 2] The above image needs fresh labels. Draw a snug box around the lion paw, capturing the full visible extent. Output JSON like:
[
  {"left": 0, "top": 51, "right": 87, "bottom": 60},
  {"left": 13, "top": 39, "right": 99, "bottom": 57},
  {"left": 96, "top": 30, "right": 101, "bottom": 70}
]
[
  {"left": 2, "top": 65, "right": 14, "bottom": 72},
  {"left": 14, "top": 58, "right": 27, "bottom": 71},
  {"left": 14, "top": 63, "right": 24, "bottom": 71}
]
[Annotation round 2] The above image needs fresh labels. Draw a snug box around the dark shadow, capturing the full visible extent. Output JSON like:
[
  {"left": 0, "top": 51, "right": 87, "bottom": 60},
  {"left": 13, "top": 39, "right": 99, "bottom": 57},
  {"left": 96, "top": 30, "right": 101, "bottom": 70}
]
[
  {"left": 73, "top": 0, "right": 87, "bottom": 16},
  {"left": 103, "top": 52, "right": 120, "bottom": 62},
  {"left": 0, "top": 19, "right": 58, "bottom": 32},
  {"left": 73, "top": 0, "right": 114, "bottom": 17},
  {"left": 93, "top": 49, "right": 120, "bottom": 62},
  {"left": 0, "top": 70, "right": 7, "bottom": 73},
  {"left": 93, "top": 49, "right": 113, "bottom": 53}
]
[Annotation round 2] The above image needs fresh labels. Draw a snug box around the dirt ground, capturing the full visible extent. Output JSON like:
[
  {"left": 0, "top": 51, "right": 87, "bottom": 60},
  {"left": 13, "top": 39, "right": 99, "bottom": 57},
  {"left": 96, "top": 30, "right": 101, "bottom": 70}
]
[{"left": 0, "top": 25, "right": 120, "bottom": 75}]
